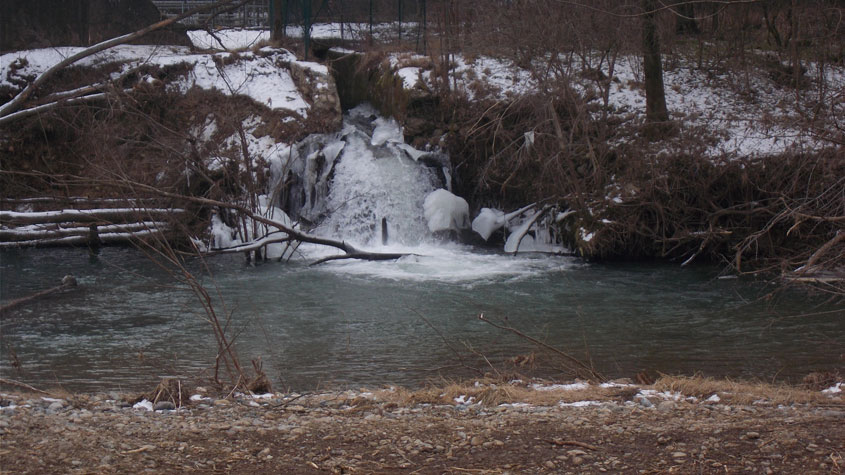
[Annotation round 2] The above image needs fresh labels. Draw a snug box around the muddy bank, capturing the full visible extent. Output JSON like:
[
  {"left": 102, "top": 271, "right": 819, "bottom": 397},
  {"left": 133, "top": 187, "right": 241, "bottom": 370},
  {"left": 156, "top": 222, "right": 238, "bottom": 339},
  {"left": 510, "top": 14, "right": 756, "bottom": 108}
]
[{"left": 1, "top": 377, "right": 843, "bottom": 473}]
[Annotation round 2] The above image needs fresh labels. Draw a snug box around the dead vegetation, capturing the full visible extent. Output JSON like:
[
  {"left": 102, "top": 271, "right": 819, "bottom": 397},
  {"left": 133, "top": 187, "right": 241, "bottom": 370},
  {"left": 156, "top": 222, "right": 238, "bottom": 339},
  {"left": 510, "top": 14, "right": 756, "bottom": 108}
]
[{"left": 653, "top": 374, "right": 838, "bottom": 406}]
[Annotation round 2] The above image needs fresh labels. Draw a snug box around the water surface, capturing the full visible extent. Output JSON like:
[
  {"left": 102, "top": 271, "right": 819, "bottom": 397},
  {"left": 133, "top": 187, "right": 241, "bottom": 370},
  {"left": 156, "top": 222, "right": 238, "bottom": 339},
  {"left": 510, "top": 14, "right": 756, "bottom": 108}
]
[{"left": 1, "top": 246, "right": 842, "bottom": 392}]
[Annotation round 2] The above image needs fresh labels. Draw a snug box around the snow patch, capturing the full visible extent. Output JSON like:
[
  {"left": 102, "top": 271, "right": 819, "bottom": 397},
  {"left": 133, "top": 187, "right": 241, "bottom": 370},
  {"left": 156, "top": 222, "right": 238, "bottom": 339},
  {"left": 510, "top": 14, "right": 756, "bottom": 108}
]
[
  {"left": 531, "top": 382, "right": 590, "bottom": 391},
  {"left": 559, "top": 400, "right": 602, "bottom": 407}
]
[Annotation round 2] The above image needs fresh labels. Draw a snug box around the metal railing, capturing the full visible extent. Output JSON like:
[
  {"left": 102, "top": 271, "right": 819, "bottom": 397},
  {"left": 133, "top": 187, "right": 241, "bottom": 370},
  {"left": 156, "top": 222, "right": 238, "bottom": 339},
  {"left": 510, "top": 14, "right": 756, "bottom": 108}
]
[
  {"left": 152, "top": 1, "right": 269, "bottom": 28},
  {"left": 151, "top": 1, "right": 429, "bottom": 54}
]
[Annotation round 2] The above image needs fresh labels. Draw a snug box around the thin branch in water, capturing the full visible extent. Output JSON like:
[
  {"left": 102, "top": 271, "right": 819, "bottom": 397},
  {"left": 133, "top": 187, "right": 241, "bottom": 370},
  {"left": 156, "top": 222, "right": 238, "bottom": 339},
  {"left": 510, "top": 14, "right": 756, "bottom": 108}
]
[{"left": 477, "top": 313, "right": 605, "bottom": 383}]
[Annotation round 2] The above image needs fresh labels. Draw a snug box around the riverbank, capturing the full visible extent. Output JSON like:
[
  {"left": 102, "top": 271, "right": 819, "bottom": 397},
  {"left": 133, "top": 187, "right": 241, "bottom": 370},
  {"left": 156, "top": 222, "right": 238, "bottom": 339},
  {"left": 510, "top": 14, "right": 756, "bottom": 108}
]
[{"left": 2, "top": 376, "right": 842, "bottom": 473}]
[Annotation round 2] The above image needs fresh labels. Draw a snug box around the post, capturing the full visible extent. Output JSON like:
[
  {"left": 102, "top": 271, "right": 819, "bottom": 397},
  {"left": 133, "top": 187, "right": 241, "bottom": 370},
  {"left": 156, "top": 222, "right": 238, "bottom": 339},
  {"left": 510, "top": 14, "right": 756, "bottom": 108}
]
[
  {"left": 381, "top": 217, "right": 389, "bottom": 245},
  {"left": 283, "top": 0, "right": 289, "bottom": 38},
  {"left": 303, "top": 0, "right": 311, "bottom": 59},
  {"left": 269, "top": 0, "right": 275, "bottom": 35},
  {"left": 422, "top": 0, "right": 426, "bottom": 55},
  {"left": 397, "top": 0, "right": 402, "bottom": 43},
  {"left": 369, "top": 0, "right": 373, "bottom": 41}
]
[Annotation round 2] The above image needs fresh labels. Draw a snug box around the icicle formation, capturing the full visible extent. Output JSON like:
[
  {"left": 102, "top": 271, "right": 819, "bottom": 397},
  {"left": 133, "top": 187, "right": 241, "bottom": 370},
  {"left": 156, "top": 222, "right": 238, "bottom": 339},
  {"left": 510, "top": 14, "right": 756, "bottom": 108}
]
[
  {"left": 271, "top": 104, "right": 448, "bottom": 247},
  {"left": 472, "top": 204, "right": 572, "bottom": 254}
]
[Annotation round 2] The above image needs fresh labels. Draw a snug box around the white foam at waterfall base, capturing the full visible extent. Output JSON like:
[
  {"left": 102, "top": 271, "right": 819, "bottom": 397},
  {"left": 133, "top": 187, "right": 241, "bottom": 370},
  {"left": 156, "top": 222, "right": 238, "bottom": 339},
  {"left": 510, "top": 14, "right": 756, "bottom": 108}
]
[{"left": 299, "top": 241, "right": 579, "bottom": 284}]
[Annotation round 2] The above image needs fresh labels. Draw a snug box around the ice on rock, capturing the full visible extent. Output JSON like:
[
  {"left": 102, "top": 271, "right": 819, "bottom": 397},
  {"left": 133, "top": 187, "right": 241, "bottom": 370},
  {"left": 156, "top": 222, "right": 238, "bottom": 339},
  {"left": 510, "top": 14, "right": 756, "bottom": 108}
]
[
  {"left": 423, "top": 189, "right": 470, "bottom": 233},
  {"left": 370, "top": 116, "right": 404, "bottom": 146},
  {"left": 472, "top": 208, "right": 505, "bottom": 241}
]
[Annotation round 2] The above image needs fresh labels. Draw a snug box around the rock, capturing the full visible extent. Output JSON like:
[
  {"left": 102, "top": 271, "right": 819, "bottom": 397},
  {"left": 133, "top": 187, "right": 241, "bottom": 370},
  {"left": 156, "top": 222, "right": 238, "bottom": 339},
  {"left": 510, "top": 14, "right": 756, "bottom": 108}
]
[
  {"left": 470, "top": 436, "right": 483, "bottom": 446},
  {"left": 635, "top": 395, "right": 654, "bottom": 408},
  {"left": 745, "top": 431, "right": 760, "bottom": 440},
  {"left": 46, "top": 402, "right": 64, "bottom": 414},
  {"left": 657, "top": 401, "right": 675, "bottom": 412},
  {"left": 212, "top": 399, "right": 230, "bottom": 407},
  {"left": 154, "top": 401, "right": 175, "bottom": 411},
  {"left": 672, "top": 451, "right": 687, "bottom": 459}
]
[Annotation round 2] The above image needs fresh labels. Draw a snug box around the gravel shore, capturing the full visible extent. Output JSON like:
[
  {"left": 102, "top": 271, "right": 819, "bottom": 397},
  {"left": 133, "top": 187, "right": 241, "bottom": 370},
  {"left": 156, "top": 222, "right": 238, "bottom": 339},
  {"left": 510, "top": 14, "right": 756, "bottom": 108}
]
[{"left": 1, "top": 380, "right": 843, "bottom": 474}]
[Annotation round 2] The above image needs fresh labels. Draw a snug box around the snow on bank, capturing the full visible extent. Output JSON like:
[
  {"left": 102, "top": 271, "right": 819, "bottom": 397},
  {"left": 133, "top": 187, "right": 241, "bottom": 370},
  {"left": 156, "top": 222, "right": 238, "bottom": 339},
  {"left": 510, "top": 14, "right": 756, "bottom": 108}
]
[
  {"left": 389, "top": 51, "right": 843, "bottom": 159},
  {"left": 0, "top": 45, "right": 321, "bottom": 118}
]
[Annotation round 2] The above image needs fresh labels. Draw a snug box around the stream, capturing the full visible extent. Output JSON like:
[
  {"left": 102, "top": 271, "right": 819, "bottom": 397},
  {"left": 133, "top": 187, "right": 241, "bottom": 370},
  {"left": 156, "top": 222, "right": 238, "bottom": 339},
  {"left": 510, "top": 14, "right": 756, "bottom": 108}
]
[
  {"left": 1, "top": 106, "right": 842, "bottom": 392},
  {"left": 1, "top": 246, "right": 842, "bottom": 392}
]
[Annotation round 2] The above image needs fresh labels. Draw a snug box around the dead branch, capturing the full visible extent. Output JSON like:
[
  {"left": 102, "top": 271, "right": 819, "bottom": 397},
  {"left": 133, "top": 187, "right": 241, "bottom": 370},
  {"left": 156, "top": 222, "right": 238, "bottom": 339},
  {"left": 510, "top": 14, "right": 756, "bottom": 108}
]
[
  {"left": 0, "top": 93, "right": 117, "bottom": 127},
  {"left": 477, "top": 313, "right": 605, "bottom": 383},
  {"left": 0, "top": 276, "right": 77, "bottom": 315},
  {"left": 0, "top": 378, "right": 52, "bottom": 395},
  {"left": 308, "top": 252, "right": 411, "bottom": 266},
  {"left": 543, "top": 439, "right": 600, "bottom": 451},
  {"left": 797, "top": 230, "right": 844, "bottom": 274}
]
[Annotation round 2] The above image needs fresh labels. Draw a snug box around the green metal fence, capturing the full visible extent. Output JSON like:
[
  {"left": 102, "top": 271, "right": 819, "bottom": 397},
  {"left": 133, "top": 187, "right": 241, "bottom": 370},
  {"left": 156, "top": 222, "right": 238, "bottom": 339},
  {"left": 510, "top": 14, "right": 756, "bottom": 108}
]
[{"left": 153, "top": 1, "right": 429, "bottom": 54}]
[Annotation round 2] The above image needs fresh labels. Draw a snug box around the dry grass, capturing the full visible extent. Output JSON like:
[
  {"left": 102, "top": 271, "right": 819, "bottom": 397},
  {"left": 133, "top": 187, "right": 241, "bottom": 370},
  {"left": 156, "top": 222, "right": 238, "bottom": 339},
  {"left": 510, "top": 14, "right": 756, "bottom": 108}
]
[
  {"left": 653, "top": 375, "right": 840, "bottom": 406},
  {"left": 350, "top": 374, "right": 844, "bottom": 409},
  {"left": 368, "top": 379, "right": 620, "bottom": 407}
]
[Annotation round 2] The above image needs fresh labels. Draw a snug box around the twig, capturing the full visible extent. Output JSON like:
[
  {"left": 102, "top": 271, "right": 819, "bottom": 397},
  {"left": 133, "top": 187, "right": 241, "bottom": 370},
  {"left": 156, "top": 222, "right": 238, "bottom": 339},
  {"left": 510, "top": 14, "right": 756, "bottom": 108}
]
[
  {"left": 0, "top": 0, "right": 246, "bottom": 119},
  {"left": 0, "top": 276, "right": 77, "bottom": 314},
  {"left": 477, "top": 313, "right": 605, "bottom": 383},
  {"left": 0, "top": 378, "right": 52, "bottom": 395},
  {"left": 543, "top": 438, "right": 599, "bottom": 451}
]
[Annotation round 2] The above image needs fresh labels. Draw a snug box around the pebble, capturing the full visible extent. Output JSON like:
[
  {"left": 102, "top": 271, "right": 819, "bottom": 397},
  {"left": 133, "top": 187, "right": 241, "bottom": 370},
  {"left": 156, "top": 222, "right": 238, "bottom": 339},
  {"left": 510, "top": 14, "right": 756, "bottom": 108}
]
[{"left": 635, "top": 396, "right": 654, "bottom": 408}]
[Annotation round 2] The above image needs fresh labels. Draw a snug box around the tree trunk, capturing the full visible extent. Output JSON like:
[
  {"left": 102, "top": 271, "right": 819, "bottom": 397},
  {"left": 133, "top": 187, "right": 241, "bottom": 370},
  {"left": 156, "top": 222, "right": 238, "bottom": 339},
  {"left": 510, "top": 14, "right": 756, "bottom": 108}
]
[
  {"left": 270, "top": 0, "right": 284, "bottom": 41},
  {"left": 642, "top": 0, "right": 670, "bottom": 132},
  {"left": 675, "top": 2, "right": 699, "bottom": 35}
]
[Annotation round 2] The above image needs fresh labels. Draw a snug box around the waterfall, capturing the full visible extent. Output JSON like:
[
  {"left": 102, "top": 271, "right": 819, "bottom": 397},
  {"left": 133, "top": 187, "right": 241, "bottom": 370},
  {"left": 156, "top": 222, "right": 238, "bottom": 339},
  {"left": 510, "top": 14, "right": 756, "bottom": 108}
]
[{"left": 275, "top": 104, "right": 447, "bottom": 247}]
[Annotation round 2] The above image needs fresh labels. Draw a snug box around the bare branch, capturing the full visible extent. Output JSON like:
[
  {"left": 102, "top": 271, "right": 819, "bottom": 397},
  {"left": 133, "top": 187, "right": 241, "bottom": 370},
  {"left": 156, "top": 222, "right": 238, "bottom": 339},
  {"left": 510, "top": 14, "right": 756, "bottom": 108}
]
[{"left": 0, "top": 0, "right": 244, "bottom": 119}]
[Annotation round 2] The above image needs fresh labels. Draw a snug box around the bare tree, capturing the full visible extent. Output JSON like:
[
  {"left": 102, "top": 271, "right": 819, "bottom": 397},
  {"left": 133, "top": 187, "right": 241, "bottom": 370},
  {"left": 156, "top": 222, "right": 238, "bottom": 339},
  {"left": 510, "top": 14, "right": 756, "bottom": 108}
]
[{"left": 642, "top": 0, "right": 670, "bottom": 131}]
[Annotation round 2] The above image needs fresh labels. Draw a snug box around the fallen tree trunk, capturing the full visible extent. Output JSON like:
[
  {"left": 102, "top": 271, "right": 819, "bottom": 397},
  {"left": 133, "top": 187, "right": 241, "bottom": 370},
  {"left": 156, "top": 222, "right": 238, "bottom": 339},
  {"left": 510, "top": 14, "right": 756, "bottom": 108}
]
[
  {"left": 0, "top": 208, "right": 184, "bottom": 226},
  {"left": 0, "top": 221, "right": 168, "bottom": 242},
  {"left": 0, "top": 228, "right": 168, "bottom": 248}
]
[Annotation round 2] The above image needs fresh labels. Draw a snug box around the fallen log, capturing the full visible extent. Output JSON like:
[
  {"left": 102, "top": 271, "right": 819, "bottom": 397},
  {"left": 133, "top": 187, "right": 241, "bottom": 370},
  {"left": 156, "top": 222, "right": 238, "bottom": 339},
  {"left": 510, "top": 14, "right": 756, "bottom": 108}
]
[
  {"left": 0, "top": 228, "right": 167, "bottom": 248},
  {"left": 0, "top": 275, "right": 78, "bottom": 314},
  {"left": 0, "top": 208, "right": 184, "bottom": 226},
  {"left": 0, "top": 221, "right": 169, "bottom": 242}
]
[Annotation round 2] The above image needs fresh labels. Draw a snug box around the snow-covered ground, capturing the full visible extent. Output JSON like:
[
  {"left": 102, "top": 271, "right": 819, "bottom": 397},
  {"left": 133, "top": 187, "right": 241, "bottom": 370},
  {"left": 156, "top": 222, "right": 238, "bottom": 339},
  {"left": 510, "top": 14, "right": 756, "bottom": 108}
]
[
  {"left": 0, "top": 44, "right": 325, "bottom": 118},
  {"left": 390, "top": 51, "right": 844, "bottom": 159}
]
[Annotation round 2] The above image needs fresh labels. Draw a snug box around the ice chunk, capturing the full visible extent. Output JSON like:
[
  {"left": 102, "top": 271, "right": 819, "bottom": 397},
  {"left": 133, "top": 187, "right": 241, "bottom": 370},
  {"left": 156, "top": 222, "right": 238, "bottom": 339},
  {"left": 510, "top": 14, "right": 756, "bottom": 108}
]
[
  {"left": 504, "top": 210, "right": 541, "bottom": 253},
  {"left": 472, "top": 208, "right": 505, "bottom": 241},
  {"left": 371, "top": 117, "right": 404, "bottom": 146},
  {"left": 423, "top": 189, "right": 470, "bottom": 233}
]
